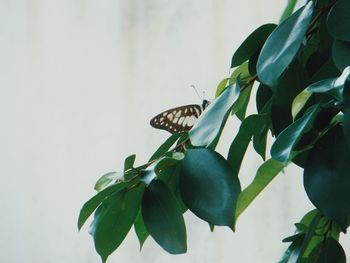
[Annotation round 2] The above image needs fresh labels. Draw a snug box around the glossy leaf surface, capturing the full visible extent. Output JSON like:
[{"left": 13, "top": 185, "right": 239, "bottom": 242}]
[
  {"left": 180, "top": 148, "right": 241, "bottom": 226},
  {"left": 257, "top": 2, "right": 313, "bottom": 87}
]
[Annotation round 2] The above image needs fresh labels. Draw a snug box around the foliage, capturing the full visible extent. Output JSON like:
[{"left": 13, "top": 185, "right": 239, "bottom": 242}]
[{"left": 79, "top": 0, "right": 350, "bottom": 262}]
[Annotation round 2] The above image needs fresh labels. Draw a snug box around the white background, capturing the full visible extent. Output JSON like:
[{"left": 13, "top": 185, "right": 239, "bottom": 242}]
[{"left": 1, "top": 0, "right": 349, "bottom": 262}]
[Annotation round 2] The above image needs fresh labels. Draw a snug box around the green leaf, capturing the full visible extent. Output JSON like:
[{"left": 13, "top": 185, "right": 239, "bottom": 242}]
[
  {"left": 327, "top": 0, "right": 350, "bottom": 41},
  {"left": 149, "top": 132, "right": 184, "bottom": 161},
  {"left": 291, "top": 89, "right": 312, "bottom": 120},
  {"left": 78, "top": 181, "right": 131, "bottom": 230},
  {"left": 124, "top": 154, "right": 136, "bottom": 171},
  {"left": 231, "top": 84, "right": 253, "bottom": 121},
  {"left": 279, "top": 0, "right": 298, "bottom": 23},
  {"left": 235, "top": 159, "right": 285, "bottom": 220},
  {"left": 257, "top": 2, "right": 314, "bottom": 87},
  {"left": 332, "top": 40, "right": 350, "bottom": 71},
  {"left": 231, "top": 24, "right": 277, "bottom": 68},
  {"left": 271, "top": 104, "right": 320, "bottom": 164},
  {"left": 343, "top": 78, "right": 350, "bottom": 149},
  {"left": 141, "top": 180, "right": 187, "bottom": 254},
  {"left": 216, "top": 63, "right": 250, "bottom": 97},
  {"left": 189, "top": 82, "right": 240, "bottom": 148},
  {"left": 134, "top": 211, "right": 149, "bottom": 250},
  {"left": 278, "top": 234, "right": 304, "bottom": 263},
  {"left": 227, "top": 114, "right": 265, "bottom": 177},
  {"left": 309, "top": 238, "right": 346, "bottom": 263},
  {"left": 94, "top": 172, "right": 123, "bottom": 192},
  {"left": 90, "top": 184, "right": 144, "bottom": 263},
  {"left": 256, "top": 84, "right": 272, "bottom": 113},
  {"left": 304, "top": 126, "right": 350, "bottom": 232},
  {"left": 140, "top": 153, "right": 184, "bottom": 185},
  {"left": 180, "top": 148, "right": 241, "bottom": 226}
]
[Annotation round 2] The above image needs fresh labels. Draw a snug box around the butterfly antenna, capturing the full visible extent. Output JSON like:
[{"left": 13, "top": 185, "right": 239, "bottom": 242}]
[{"left": 190, "top": 85, "right": 203, "bottom": 101}]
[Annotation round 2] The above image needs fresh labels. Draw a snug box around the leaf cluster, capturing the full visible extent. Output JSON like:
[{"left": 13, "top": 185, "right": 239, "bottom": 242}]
[{"left": 79, "top": 0, "right": 350, "bottom": 262}]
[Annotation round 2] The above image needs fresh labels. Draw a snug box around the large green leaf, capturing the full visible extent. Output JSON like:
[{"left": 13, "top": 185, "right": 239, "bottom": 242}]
[
  {"left": 235, "top": 159, "right": 285, "bottom": 220},
  {"left": 271, "top": 104, "right": 320, "bottom": 164},
  {"left": 304, "top": 126, "right": 350, "bottom": 232},
  {"left": 141, "top": 180, "right": 187, "bottom": 254},
  {"left": 180, "top": 148, "right": 241, "bottom": 226},
  {"left": 231, "top": 24, "right": 277, "bottom": 68},
  {"left": 189, "top": 82, "right": 240, "bottom": 148},
  {"left": 309, "top": 238, "right": 346, "bottom": 263},
  {"left": 90, "top": 184, "right": 145, "bottom": 263},
  {"left": 227, "top": 114, "right": 265, "bottom": 177},
  {"left": 332, "top": 40, "right": 350, "bottom": 71},
  {"left": 327, "top": 0, "right": 350, "bottom": 41},
  {"left": 257, "top": 2, "right": 314, "bottom": 87},
  {"left": 78, "top": 181, "right": 131, "bottom": 230}
]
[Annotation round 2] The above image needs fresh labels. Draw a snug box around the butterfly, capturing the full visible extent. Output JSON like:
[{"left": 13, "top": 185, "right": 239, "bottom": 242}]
[{"left": 150, "top": 100, "right": 210, "bottom": 134}]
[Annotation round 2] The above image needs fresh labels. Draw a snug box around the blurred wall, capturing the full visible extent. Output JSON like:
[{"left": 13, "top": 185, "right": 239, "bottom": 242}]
[{"left": 2, "top": 0, "right": 346, "bottom": 262}]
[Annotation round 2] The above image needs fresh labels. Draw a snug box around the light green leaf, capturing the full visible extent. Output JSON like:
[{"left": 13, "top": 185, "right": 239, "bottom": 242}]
[
  {"left": 180, "top": 148, "right": 241, "bottom": 227},
  {"left": 190, "top": 82, "right": 240, "bottom": 148},
  {"left": 94, "top": 172, "right": 123, "bottom": 192},
  {"left": 257, "top": 2, "right": 314, "bottom": 87},
  {"left": 279, "top": 0, "right": 298, "bottom": 23},
  {"left": 271, "top": 104, "right": 320, "bottom": 164},
  {"left": 142, "top": 180, "right": 187, "bottom": 254},
  {"left": 235, "top": 159, "right": 285, "bottom": 220},
  {"left": 291, "top": 89, "right": 312, "bottom": 120}
]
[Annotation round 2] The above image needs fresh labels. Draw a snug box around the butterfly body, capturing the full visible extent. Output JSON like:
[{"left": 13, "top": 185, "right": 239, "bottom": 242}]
[{"left": 150, "top": 100, "right": 210, "bottom": 134}]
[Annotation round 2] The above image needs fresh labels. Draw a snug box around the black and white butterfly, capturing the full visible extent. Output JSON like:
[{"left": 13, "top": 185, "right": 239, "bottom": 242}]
[{"left": 150, "top": 99, "right": 210, "bottom": 134}]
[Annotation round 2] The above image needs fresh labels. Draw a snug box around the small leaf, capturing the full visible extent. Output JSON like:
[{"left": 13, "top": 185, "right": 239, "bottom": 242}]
[
  {"left": 231, "top": 24, "right": 277, "bottom": 68},
  {"left": 227, "top": 114, "right": 265, "bottom": 177},
  {"left": 189, "top": 82, "right": 240, "bottom": 148},
  {"left": 231, "top": 84, "right": 253, "bottom": 121},
  {"left": 180, "top": 148, "right": 241, "bottom": 226},
  {"left": 327, "top": 0, "right": 350, "bottom": 41},
  {"left": 78, "top": 181, "right": 131, "bottom": 230},
  {"left": 142, "top": 180, "right": 187, "bottom": 254},
  {"left": 149, "top": 132, "right": 184, "bottom": 161},
  {"left": 304, "top": 126, "right": 350, "bottom": 232},
  {"left": 216, "top": 63, "right": 250, "bottom": 97},
  {"left": 271, "top": 104, "right": 320, "bottom": 164},
  {"left": 310, "top": 238, "right": 346, "bottom": 263},
  {"left": 257, "top": 2, "right": 314, "bottom": 87},
  {"left": 124, "top": 154, "right": 136, "bottom": 171},
  {"left": 134, "top": 211, "right": 149, "bottom": 250},
  {"left": 90, "top": 184, "right": 145, "bottom": 262},
  {"left": 94, "top": 172, "right": 123, "bottom": 192},
  {"left": 279, "top": 0, "right": 298, "bottom": 23},
  {"left": 332, "top": 40, "right": 350, "bottom": 71},
  {"left": 278, "top": 234, "right": 304, "bottom": 263},
  {"left": 235, "top": 159, "right": 285, "bottom": 220},
  {"left": 291, "top": 89, "right": 312, "bottom": 120}
]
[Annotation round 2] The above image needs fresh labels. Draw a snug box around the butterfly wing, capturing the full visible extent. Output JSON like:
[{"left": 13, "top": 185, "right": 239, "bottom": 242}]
[{"left": 150, "top": 104, "right": 202, "bottom": 134}]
